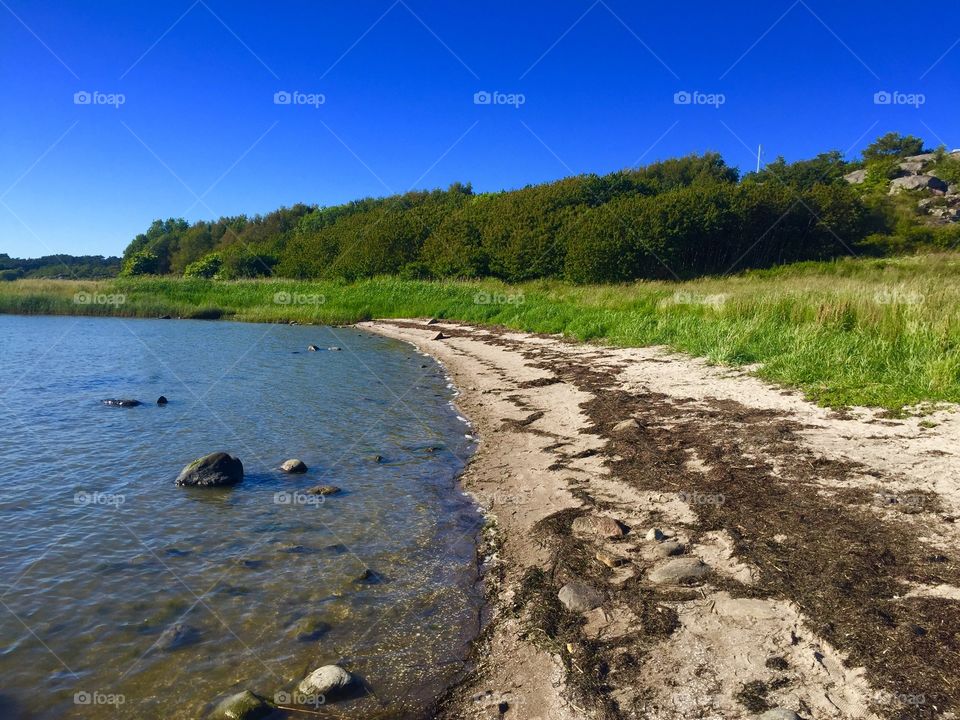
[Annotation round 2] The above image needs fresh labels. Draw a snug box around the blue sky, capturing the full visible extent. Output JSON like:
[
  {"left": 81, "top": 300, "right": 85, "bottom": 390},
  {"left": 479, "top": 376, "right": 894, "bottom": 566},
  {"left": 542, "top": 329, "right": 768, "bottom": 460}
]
[{"left": 1, "top": 0, "right": 957, "bottom": 258}]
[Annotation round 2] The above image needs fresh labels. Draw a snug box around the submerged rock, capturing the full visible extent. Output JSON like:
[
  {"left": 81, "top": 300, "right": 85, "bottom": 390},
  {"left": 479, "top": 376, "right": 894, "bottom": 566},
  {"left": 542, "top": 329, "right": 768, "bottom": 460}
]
[
  {"left": 558, "top": 581, "right": 604, "bottom": 612},
  {"left": 156, "top": 622, "right": 201, "bottom": 651},
  {"left": 175, "top": 452, "right": 243, "bottom": 487},
  {"left": 289, "top": 617, "right": 332, "bottom": 642},
  {"left": 280, "top": 459, "right": 308, "bottom": 474},
  {"left": 209, "top": 690, "right": 273, "bottom": 720},
  {"left": 101, "top": 399, "right": 141, "bottom": 407},
  {"left": 354, "top": 568, "right": 383, "bottom": 585},
  {"left": 297, "top": 665, "right": 353, "bottom": 697}
]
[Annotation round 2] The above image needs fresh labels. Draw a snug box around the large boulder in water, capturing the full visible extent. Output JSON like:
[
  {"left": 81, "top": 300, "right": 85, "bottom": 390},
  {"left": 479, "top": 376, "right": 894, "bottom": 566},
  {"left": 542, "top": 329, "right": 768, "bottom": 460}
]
[
  {"left": 280, "top": 459, "right": 307, "bottom": 474},
  {"left": 175, "top": 452, "right": 243, "bottom": 487}
]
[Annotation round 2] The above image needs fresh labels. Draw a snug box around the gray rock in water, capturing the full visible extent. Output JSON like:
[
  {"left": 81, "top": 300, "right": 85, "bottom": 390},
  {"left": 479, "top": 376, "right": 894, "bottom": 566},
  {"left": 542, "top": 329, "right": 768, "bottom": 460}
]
[
  {"left": 280, "top": 459, "right": 307, "bottom": 474},
  {"left": 156, "top": 622, "right": 201, "bottom": 651},
  {"left": 297, "top": 664, "right": 353, "bottom": 697},
  {"left": 558, "top": 581, "right": 604, "bottom": 612},
  {"left": 328, "top": 346, "right": 342, "bottom": 351},
  {"left": 175, "top": 452, "right": 243, "bottom": 487},
  {"left": 889, "top": 174, "right": 948, "bottom": 194},
  {"left": 759, "top": 709, "right": 802, "bottom": 720},
  {"left": 101, "top": 399, "right": 141, "bottom": 407},
  {"left": 306, "top": 485, "right": 340, "bottom": 496},
  {"left": 307, "top": 344, "right": 320, "bottom": 351},
  {"left": 648, "top": 557, "right": 710, "bottom": 585},
  {"left": 209, "top": 690, "right": 273, "bottom": 720},
  {"left": 156, "top": 396, "right": 168, "bottom": 405}
]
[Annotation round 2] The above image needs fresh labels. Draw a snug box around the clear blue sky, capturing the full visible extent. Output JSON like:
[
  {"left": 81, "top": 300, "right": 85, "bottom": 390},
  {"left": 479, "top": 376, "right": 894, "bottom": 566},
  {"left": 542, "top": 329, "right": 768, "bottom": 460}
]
[{"left": 1, "top": 0, "right": 957, "bottom": 258}]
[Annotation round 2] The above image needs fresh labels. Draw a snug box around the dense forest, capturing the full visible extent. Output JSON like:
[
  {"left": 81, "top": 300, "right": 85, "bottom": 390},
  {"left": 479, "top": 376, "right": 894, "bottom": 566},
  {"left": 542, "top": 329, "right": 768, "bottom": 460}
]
[
  {"left": 0, "top": 254, "right": 120, "bottom": 281},
  {"left": 8, "top": 132, "right": 958, "bottom": 285}
]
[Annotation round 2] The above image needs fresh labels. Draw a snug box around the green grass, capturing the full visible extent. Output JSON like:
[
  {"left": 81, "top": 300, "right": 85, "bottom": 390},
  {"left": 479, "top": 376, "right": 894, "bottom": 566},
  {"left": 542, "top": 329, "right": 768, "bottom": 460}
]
[{"left": 2, "top": 252, "right": 959, "bottom": 410}]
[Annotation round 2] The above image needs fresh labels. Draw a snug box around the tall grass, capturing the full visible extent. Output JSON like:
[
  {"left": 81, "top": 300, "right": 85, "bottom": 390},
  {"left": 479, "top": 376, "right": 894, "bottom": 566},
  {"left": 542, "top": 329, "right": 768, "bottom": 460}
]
[{"left": 2, "top": 253, "right": 959, "bottom": 410}]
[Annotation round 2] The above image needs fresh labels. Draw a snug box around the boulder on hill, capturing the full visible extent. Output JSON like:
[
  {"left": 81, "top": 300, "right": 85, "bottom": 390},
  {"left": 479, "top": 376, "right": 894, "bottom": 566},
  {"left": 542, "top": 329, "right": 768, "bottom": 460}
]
[{"left": 889, "top": 174, "right": 948, "bottom": 195}]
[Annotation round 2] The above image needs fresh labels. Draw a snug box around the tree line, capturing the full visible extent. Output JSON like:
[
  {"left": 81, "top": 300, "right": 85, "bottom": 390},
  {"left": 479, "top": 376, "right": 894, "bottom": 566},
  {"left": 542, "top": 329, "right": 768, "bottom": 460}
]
[{"left": 109, "top": 132, "right": 956, "bottom": 284}]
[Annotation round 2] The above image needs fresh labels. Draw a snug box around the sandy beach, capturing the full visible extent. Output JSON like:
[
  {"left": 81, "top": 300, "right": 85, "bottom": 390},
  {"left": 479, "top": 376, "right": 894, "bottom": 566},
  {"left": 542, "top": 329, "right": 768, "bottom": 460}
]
[{"left": 362, "top": 319, "right": 960, "bottom": 720}]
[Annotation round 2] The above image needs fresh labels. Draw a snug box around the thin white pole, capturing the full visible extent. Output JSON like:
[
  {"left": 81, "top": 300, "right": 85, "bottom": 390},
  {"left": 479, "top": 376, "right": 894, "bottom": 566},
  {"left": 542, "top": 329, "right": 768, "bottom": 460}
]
[{"left": 756, "top": 144, "right": 762, "bottom": 173}]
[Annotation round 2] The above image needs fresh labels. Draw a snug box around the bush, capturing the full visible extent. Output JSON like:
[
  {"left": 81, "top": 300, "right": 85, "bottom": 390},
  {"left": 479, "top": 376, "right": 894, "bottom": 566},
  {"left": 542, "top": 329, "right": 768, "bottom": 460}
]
[{"left": 183, "top": 253, "right": 223, "bottom": 279}]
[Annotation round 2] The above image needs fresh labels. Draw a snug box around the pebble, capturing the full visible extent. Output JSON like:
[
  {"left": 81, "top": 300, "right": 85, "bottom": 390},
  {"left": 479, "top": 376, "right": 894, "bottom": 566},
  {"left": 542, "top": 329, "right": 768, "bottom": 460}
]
[
  {"left": 645, "top": 528, "right": 665, "bottom": 541},
  {"left": 612, "top": 418, "right": 640, "bottom": 433},
  {"left": 595, "top": 550, "right": 627, "bottom": 568},
  {"left": 307, "top": 485, "right": 341, "bottom": 496},
  {"left": 654, "top": 541, "right": 685, "bottom": 558}
]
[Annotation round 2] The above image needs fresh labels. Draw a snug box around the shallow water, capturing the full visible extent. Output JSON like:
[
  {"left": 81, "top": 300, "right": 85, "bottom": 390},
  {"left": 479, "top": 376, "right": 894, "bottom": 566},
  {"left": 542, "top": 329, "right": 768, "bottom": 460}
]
[{"left": 0, "top": 315, "right": 481, "bottom": 719}]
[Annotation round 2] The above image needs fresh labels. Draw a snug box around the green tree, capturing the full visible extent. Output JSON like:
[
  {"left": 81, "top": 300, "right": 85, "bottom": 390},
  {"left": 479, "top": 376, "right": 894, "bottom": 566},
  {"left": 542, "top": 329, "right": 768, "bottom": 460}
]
[{"left": 862, "top": 133, "right": 925, "bottom": 163}]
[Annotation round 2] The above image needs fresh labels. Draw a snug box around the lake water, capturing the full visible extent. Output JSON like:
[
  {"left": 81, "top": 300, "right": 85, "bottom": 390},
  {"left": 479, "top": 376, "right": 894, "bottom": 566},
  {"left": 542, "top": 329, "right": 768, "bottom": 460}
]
[{"left": 0, "top": 315, "right": 482, "bottom": 719}]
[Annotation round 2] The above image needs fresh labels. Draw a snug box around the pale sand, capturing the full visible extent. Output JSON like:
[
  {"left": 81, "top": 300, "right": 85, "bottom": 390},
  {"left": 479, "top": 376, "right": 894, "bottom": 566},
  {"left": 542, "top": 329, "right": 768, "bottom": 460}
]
[{"left": 361, "top": 319, "right": 960, "bottom": 720}]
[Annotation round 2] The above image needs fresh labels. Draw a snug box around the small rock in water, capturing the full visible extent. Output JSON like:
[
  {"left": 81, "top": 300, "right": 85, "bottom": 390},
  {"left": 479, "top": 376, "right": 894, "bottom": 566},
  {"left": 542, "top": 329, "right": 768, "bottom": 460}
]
[
  {"left": 307, "top": 485, "right": 340, "bottom": 496},
  {"left": 175, "top": 452, "right": 243, "bottom": 487},
  {"left": 158, "top": 314, "right": 172, "bottom": 320},
  {"left": 156, "top": 395, "right": 168, "bottom": 405},
  {"left": 328, "top": 346, "right": 342, "bottom": 351},
  {"left": 354, "top": 568, "right": 382, "bottom": 585},
  {"left": 101, "top": 399, "right": 141, "bottom": 407},
  {"left": 648, "top": 557, "right": 710, "bottom": 585},
  {"left": 558, "top": 581, "right": 604, "bottom": 612},
  {"left": 307, "top": 345, "right": 320, "bottom": 351},
  {"left": 280, "top": 459, "right": 308, "bottom": 474},
  {"left": 297, "top": 664, "right": 353, "bottom": 697},
  {"left": 374, "top": 454, "right": 385, "bottom": 463},
  {"left": 645, "top": 528, "right": 665, "bottom": 542},
  {"left": 155, "top": 622, "right": 201, "bottom": 652},
  {"left": 209, "top": 690, "right": 273, "bottom": 720},
  {"left": 760, "top": 709, "right": 802, "bottom": 720},
  {"left": 572, "top": 515, "right": 627, "bottom": 539}
]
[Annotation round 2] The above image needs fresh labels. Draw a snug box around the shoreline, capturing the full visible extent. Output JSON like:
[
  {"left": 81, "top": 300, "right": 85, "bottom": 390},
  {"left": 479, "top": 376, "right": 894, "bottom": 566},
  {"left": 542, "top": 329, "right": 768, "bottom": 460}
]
[{"left": 361, "top": 319, "right": 960, "bottom": 720}]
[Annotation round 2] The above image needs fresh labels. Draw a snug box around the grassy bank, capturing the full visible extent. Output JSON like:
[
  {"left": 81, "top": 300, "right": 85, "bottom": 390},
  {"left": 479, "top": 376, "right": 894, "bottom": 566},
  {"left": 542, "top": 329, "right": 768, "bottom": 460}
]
[{"left": 2, "top": 252, "right": 959, "bottom": 410}]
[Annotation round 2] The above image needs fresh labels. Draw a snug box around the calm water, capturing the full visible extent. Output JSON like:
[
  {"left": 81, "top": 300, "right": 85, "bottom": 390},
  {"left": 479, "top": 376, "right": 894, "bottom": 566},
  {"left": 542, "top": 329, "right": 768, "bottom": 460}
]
[{"left": 0, "top": 315, "right": 481, "bottom": 719}]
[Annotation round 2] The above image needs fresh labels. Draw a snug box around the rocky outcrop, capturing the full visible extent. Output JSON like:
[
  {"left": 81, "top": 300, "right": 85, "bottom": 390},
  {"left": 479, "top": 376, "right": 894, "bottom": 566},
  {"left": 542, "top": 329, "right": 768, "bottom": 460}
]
[
  {"left": 175, "top": 452, "right": 243, "bottom": 487},
  {"left": 889, "top": 174, "right": 949, "bottom": 195},
  {"left": 843, "top": 169, "right": 867, "bottom": 184}
]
